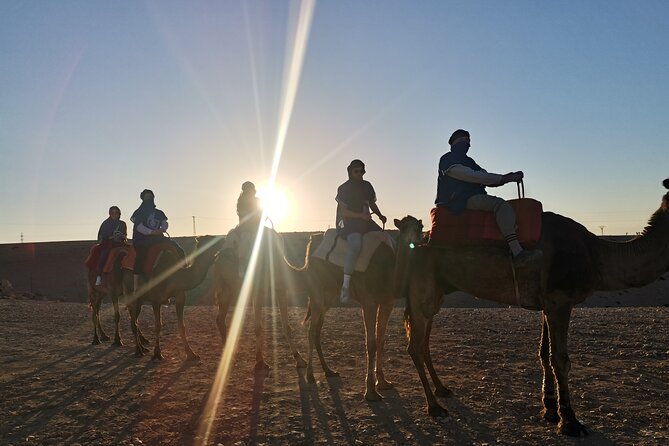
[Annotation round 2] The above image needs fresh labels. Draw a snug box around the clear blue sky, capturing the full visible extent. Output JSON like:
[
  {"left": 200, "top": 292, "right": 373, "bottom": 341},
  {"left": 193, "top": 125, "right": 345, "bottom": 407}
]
[{"left": 1, "top": 0, "right": 668, "bottom": 243}]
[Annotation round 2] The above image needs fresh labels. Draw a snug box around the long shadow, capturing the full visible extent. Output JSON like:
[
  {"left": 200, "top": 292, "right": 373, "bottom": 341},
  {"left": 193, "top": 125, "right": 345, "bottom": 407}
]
[
  {"left": 1, "top": 345, "right": 122, "bottom": 412},
  {"left": 366, "top": 387, "right": 445, "bottom": 444},
  {"left": 7, "top": 355, "right": 153, "bottom": 443},
  {"left": 323, "top": 375, "right": 358, "bottom": 445},
  {"left": 0, "top": 344, "right": 102, "bottom": 387},
  {"left": 143, "top": 361, "right": 196, "bottom": 408},
  {"left": 73, "top": 360, "right": 157, "bottom": 445},
  {"left": 296, "top": 368, "right": 336, "bottom": 444}
]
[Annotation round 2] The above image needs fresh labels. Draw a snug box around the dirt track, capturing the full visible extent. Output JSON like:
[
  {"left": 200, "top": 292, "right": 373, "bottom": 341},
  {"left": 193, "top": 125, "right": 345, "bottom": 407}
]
[{"left": 1, "top": 300, "right": 667, "bottom": 445}]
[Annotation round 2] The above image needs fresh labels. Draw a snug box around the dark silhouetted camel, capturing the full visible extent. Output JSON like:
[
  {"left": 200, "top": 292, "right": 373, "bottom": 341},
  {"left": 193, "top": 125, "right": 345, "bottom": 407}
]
[{"left": 394, "top": 178, "right": 669, "bottom": 436}]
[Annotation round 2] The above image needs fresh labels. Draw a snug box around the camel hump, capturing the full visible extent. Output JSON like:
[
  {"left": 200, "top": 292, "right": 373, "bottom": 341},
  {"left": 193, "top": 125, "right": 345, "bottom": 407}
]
[
  {"left": 312, "top": 229, "right": 395, "bottom": 272},
  {"left": 429, "top": 198, "right": 543, "bottom": 248}
]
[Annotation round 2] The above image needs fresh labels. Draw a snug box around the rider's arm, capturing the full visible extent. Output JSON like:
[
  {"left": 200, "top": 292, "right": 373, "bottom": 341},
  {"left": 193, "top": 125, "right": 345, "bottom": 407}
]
[
  {"left": 337, "top": 202, "right": 365, "bottom": 219},
  {"left": 446, "top": 164, "right": 503, "bottom": 186},
  {"left": 369, "top": 201, "right": 387, "bottom": 223},
  {"left": 136, "top": 223, "right": 153, "bottom": 235}
]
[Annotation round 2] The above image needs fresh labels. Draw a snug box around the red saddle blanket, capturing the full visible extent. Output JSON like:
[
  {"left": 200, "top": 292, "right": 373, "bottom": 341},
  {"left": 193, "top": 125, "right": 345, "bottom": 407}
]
[
  {"left": 142, "top": 243, "right": 180, "bottom": 275},
  {"left": 84, "top": 244, "right": 103, "bottom": 270},
  {"left": 429, "top": 198, "right": 543, "bottom": 248},
  {"left": 102, "top": 246, "right": 136, "bottom": 273}
]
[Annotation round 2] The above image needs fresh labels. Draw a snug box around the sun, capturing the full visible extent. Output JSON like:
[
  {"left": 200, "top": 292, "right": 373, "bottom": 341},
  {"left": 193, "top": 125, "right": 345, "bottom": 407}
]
[{"left": 256, "top": 185, "right": 290, "bottom": 228}]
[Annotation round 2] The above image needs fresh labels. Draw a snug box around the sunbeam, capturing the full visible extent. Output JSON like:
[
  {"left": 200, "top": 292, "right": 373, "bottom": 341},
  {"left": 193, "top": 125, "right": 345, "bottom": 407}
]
[{"left": 195, "top": 1, "right": 316, "bottom": 444}]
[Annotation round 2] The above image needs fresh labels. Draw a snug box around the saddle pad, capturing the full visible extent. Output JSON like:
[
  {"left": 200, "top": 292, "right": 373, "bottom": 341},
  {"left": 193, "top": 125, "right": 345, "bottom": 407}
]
[
  {"left": 144, "top": 243, "right": 179, "bottom": 274},
  {"left": 429, "top": 198, "right": 542, "bottom": 248},
  {"left": 312, "top": 229, "right": 395, "bottom": 272},
  {"left": 102, "top": 246, "right": 136, "bottom": 273}
]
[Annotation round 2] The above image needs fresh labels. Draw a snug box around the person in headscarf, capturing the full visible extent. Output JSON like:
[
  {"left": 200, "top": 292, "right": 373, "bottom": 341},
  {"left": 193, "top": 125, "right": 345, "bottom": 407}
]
[
  {"left": 95, "top": 205, "right": 127, "bottom": 286},
  {"left": 436, "top": 129, "right": 541, "bottom": 266},
  {"left": 236, "top": 181, "right": 262, "bottom": 231},
  {"left": 130, "top": 189, "right": 184, "bottom": 290},
  {"left": 335, "top": 159, "right": 387, "bottom": 303}
]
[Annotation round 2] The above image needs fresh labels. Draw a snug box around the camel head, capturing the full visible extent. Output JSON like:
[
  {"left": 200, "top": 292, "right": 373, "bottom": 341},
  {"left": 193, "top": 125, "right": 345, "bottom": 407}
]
[
  {"left": 394, "top": 216, "right": 424, "bottom": 248},
  {"left": 663, "top": 178, "right": 669, "bottom": 211},
  {"left": 193, "top": 235, "right": 224, "bottom": 263}
]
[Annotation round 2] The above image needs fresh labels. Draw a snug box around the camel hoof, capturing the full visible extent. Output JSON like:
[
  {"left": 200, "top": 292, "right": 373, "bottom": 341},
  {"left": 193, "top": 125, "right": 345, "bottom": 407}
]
[
  {"left": 428, "top": 404, "right": 449, "bottom": 418},
  {"left": 364, "top": 389, "right": 383, "bottom": 402},
  {"left": 541, "top": 408, "right": 560, "bottom": 423},
  {"left": 152, "top": 353, "right": 164, "bottom": 361},
  {"left": 295, "top": 356, "right": 307, "bottom": 369},
  {"left": 113, "top": 339, "right": 123, "bottom": 347},
  {"left": 324, "top": 369, "right": 340, "bottom": 378},
  {"left": 255, "top": 361, "right": 271, "bottom": 371},
  {"left": 558, "top": 420, "right": 588, "bottom": 437},
  {"left": 100, "top": 334, "right": 111, "bottom": 342},
  {"left": 92, "top": 338, "right": 101, "bottom": 345},
  {"left": 435, "top": 386, "right": 452, "bottom": 397},
  {"left": 376, "top": 380, "right": 394, "bottom": 391}
]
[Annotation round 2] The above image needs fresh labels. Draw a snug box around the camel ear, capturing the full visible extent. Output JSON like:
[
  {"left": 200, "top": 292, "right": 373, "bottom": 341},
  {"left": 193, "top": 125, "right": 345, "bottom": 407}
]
[
  {"left": 393, "top": 218, "right": 402, "bottom": 229},
  {"left": 419, "top": 219, "right": 423, "bottom": 225}
]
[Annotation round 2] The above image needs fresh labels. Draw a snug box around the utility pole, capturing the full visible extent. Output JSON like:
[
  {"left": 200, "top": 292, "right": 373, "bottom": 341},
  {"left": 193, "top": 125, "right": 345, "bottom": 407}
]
[
  {"left": 20, "top": 232, "right": 23, "bottom": 243},
  {"left": 599, "top": 225, "right": 605, "bottom": 236},
  {"left": 192, "top": 216, "right": 196, "bottom": 236}
]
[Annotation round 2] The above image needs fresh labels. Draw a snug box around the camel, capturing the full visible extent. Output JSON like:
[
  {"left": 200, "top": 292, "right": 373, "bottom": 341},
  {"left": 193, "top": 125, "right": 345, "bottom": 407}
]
[
  {"left": 212, "top": 228, "right": 307, "bottom": 370},
  {"left": 302, "top": 231, "right": 397, "bottom": 401},
  {"left": 394, "top": 178, "right": 669, "bottom": 437},
  {"left": 128, "top": 236, "right": 221, "bottom": 360}
]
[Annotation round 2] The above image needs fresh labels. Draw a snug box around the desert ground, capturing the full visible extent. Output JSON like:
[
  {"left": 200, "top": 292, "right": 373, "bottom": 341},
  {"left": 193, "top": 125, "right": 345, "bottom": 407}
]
[{"left": 1, "top": 299, "right": 667, "bottom": 446}]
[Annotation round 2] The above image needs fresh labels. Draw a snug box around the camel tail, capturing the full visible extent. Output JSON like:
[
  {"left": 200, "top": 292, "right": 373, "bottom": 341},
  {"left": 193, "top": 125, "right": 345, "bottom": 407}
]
[{"left": 302, "top": 297, "right": 312, "bottom": 325}]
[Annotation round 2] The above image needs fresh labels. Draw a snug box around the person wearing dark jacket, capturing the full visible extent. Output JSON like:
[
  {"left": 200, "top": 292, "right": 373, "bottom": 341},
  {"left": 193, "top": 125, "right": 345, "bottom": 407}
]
[
  {"left": 335, "top": 159, "right": 387, "bottom": 303},
  {"left": 95, "top": 206, "right": 127, "bottom": 286},
  {"left": 436, "top": 129, "right": 540, "bottom": 266},
  {"left": 130, "top": 189, "right": 185, "bottom": 294}
]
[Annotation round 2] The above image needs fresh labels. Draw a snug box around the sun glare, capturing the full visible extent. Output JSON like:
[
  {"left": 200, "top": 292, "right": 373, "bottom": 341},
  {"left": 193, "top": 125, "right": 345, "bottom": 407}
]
[{"left": 257, "top": 185, "right": 290, "bottom": 227}]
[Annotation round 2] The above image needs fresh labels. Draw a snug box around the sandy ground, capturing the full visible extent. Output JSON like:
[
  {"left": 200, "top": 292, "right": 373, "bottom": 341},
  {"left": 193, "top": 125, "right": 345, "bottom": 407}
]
[{"left": 1, "top": 300, "right": 667, "bottom": 446}]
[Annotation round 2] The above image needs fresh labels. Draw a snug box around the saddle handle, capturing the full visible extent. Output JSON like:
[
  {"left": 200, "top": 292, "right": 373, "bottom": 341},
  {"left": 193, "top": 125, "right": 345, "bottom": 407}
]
[{"left": 516, "top": 179, "right": 525, "bottom": 199}]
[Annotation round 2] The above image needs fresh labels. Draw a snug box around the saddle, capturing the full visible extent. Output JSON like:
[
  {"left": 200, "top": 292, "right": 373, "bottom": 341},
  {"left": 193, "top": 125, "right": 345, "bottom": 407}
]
[
  {"left": 312, "top": 229, "right": 396, "bottom": 273},
  {"left": 102, "top": 246, "right": 136, "bottom": 273},
  {"left": 429, "top": 182, "right": 542, "bottom": 248},
  {"left": 143, "top": 242, "right": 181, "bottom": 275}
]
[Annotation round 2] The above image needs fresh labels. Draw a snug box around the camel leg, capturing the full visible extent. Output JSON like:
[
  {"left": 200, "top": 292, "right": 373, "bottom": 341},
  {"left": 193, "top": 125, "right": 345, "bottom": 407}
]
[
  {"left": 95, "top": 294, "right": 110, "bottom": 342},
  {"left": 111, "top": 290, "right": 123, "bottom": 346},
  {"left": 407, "top": 276, "right": 448, "bottom": 417},
  {"left": 91, "top": 294, "right": 102, "bottom": 345},
  {"left": 152, "top": 302, "right": 164, "bottom": 360},
  {"left": 539, "top": 314, "right": 558, "bottom": 422},
  {"left": 129, "top": 302, "right": 145, "bottom": 357},
  {"left": 374, "top": 302, "right": 394, "bottom": 391},
  {"left": 277, "top": 290, "right": 307, "bottom": 368},
  {"left": 253, "top": 295, "right": 270, "bottom": 370},
  {"left": 313, "top": 303, "right": 338, "bottom": 378},
  {"left": 176, "top": 292, "right": 199, "bottom": 361},
  {"left": 546, "top": 303, "right": 587, "bottom": 436},
  {"left": 424, "top": 318, "right": 451, "bottom": 397},
  {"left": 215, "top": 289, "right": 230, "bottom": 344},
  {"left": 362, "top": 302, "right": 382, "bottom": 401}
]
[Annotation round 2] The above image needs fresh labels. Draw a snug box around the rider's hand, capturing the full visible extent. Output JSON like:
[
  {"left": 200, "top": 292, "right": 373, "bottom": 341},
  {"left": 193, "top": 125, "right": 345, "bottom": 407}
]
[
  {"left": 378, "top": 214, "right": 387, "bottom": 224},
  {"left": 501, "top": 171, "right": 524, "bottom": 184}
]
